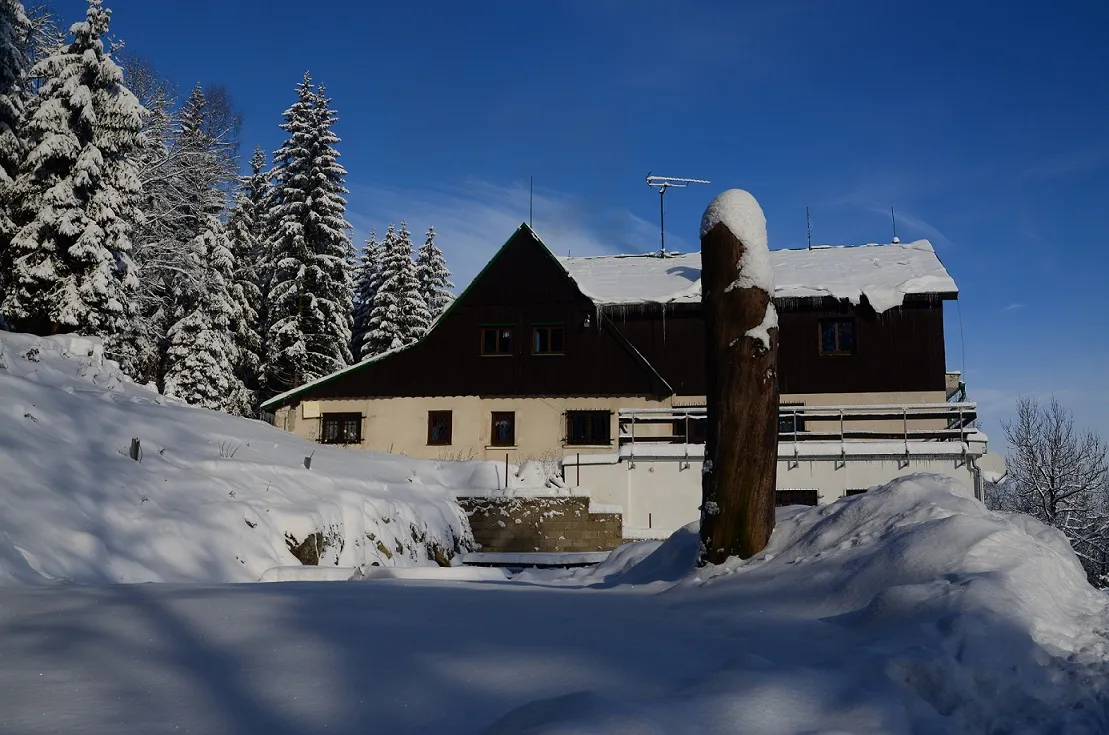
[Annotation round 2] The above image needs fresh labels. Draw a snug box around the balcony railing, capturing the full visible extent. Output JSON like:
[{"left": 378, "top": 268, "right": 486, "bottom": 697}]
[{"left": 618, "top": 402, "right": 979, "bottom": 447}]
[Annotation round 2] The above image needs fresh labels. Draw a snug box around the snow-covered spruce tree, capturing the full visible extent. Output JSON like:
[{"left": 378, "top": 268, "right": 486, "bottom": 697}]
[
  {"left": 1, "top": 0, "right": 143, "bottom": 339},
  {"left": 225, "top": 181, "right": 263, "bottom": 413},
  {"left": 365, "top": 221, "right": 430, "bottom": 356},
  {"left": 415, "top": 225, "right": 453, "bottom": 322},
  {"left": 171, "top": 84, "right": 232, "bottom": 240},
  {"left": 0, "top": 0, "right": 30, "bottom": 320},
  {"left": 243, "top": 146, "right": 273, "bottom": 335},
  {"left": 0, "top": 0, "right": 29, "bottom": 190},
  {"left": 163, "top": 215, "right": 249, "bottom": 413},
  {"left": 351, "top": 227, "right": 383, "bottom": 359},
  {"left": 263, "top": 74, "right": 354, "bottom": 396}
]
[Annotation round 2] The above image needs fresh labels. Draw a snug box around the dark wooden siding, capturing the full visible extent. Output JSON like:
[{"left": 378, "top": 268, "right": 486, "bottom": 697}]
[
  {"left": 303, "top": 227, "right": 665, "bottom": 400},
  {"left": 602, "top": 297, "right": 947, "bottom": 396},
  {"left": 284, "top": 225, "right": 949, "bottom": 404},
  {"left": 606, "top": 305, "right": 706, "bottom": 395},
  {"left": 776, "top": 298, "right": 947, "bottom": 394}
]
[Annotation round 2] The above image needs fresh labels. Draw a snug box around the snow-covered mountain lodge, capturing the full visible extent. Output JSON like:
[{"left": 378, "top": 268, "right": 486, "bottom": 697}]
[{"left": 262, "top": 223, "right": 991, "bottom": 536}]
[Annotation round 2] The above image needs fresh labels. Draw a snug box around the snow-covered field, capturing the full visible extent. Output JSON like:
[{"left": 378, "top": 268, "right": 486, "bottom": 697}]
[
  {"left": 0, "top": 332, "right": 483, "bottom": 584},
  {"left": 1, "top": 331, "right": 1108, "bottom": 733}
]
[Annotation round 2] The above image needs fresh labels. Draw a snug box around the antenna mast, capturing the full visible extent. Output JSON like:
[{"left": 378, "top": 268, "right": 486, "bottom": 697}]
[
  {"left": 806, "top": 206, "right": 813, "bottom": 249},
  {"left": 646, "top": 173, "right": 710, "bottom": 256},
  {"left": 890, "top": 205, "right": 899, "bottom": 243}
]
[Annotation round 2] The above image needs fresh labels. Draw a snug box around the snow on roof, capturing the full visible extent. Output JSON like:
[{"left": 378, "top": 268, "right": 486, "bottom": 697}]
[{"left": 557, "top": 239, "right": 958, "bottom": 314}]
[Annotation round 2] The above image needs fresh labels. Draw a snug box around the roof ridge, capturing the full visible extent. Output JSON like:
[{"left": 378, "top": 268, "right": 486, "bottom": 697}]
[
  {"left": 558, "top": 251, "right": 696, "bottom": 261},
  {"left": 557, "top": 239, "right": 935, "bottom": 260}
]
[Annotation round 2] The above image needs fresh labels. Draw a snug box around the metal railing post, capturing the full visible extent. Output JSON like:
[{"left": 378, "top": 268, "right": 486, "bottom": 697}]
[{"left": 903, "top": 407, "right": 910, "bottom": 457}]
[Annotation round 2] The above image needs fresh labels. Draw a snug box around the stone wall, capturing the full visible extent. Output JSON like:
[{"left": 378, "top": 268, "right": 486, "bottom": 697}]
[{"left": 457, "top": 496, "right": 622, "bottom": 553}]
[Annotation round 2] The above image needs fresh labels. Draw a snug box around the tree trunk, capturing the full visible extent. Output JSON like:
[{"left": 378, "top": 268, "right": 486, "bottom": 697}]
[{"left": 699, "top": 221, "right": 779, "bottom": 564}]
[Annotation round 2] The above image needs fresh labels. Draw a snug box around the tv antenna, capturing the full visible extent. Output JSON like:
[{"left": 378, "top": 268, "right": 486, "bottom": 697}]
[{"left": 646, "top": 173, "right": 710, "bottom": 256}]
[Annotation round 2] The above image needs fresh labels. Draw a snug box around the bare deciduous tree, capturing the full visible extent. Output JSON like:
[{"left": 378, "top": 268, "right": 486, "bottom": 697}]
[
  {"left": 994, "top": 396, "right": 1109, "bottom": 586},
  {"left": 113, "top": 56, "right": 245, "bottom": 388},
  {"left": 22, "top": 3, "right": 61, "bottom": 66}
]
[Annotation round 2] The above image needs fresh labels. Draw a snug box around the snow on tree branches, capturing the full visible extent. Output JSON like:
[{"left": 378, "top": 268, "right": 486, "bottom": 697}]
[
  {"left": 0, "top": 0, "right": 31, "bottom": 321},
  {"left": 0, "top": 0, "right": 143, "bottom": 339},
  {"left": 0, "top": 0, "right": 29, "bottom": 189},
  {"left": 225, "top": 183, "right": 264, "bottom": 412},
  {"left": 992, "top": 396, "right": 1109, "bottom": 586},
  {"left": 364, "top": 222, "right": 431, "bottom": 357},
  {"left": 416, "top": 225, "right": 453, "bottom": 322},
  {"left": 164, "top": 216, "right": 249, "bottom": 413},
  {"left": 1, "top": 2, "right": 458, "bottom": 416},
  {"left": 351, "top": 228, "right": 383, "bottom": 360},
  {"left": 263, "top": 73, "right": 354, "bottom": 396},
  {"left": 116, "top": 81, "right": 241, "bottom": 387}
]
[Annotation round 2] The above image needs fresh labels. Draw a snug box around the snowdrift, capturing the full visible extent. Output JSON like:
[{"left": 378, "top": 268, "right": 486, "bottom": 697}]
[
  {"left": 492, "top": 474, "right": 1109, "bottom": 734},
  {"left": 0, "top": 331, "right": 486, "bottom": 584}
]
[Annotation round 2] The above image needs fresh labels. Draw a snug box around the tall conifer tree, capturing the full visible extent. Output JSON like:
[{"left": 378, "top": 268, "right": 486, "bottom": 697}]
[
  {"left": 415, "top": 225, "right": 453, "bottom": 324},
  {"left": 0, "top": 0, "right": 30, "bottom": 321},
  {"left": 164, "top": 215, "right": 248, "bottom": 412},
  {"left": 351, "top": 228, "right": 383, "bottom": 360},
  {"left": 263, "top": 73, "right": 354, "bottom": 396},
  {"left": 365, "top": 222, "right": 430, "bottom": 356},
  {"left": 1, "top": 0, "right": 143, "bottom": 338},
  {"left": 226, "top": 183, "right": 263, "bottom": 411}
]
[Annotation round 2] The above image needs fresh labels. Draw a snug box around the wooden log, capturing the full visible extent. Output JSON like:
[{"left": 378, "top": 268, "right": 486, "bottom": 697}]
[{"left": 699, "top": 190, "right": 779, "bottom": 564}]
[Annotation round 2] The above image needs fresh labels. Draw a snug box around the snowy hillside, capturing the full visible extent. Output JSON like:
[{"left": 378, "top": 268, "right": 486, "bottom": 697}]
[
  {"left": 0, "top": 331, "right": 481, "bottom": 584},
  {"left": 0, "top": 472, "right": 1106, "bottom": 733}
]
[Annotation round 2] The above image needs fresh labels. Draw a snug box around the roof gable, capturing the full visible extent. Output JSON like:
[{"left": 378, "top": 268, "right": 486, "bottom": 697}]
[{"left": 261, "top": 223, "right": 673, "bottom": 409}]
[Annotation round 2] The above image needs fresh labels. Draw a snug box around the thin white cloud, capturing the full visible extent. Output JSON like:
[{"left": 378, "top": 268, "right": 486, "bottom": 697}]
[
  {"left": 886, "top": 207, "right": 952, "bottom": 249},
  {"left": 1020, "top": 144, "right": 1109, "bottom": 181},
  {"left": 1002, "top": 303, "right": 1023, "bottom": 312},
  {"left": 839, "top": 200, "right": 953, "bottom": 249},
  {"left": 822, "top": 179, "right": 954, "bottom": 249},
  {"left": 347, "top": 179, "right": 678, "bottom": 289}
]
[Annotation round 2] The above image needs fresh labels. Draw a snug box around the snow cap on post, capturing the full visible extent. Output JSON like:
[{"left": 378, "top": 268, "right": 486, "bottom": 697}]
[{"left": 700, "top": 189, "right": 773, "bottom": 295}]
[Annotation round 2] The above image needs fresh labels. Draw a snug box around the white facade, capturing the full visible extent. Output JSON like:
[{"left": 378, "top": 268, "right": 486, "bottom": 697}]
[{"left": 564, "top": 404, "right": 993, "bottom": 538}]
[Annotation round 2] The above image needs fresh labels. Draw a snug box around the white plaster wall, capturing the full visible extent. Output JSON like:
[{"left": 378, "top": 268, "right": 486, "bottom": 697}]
[
  {"left": 275, "top": 390, "right": 952, "bottom": 459},
  {"left": 281, "top": 395, "right": 672, "bottom": 461},
  {"left": 570, "top": 454, "right": 980, "bottom": 534}
]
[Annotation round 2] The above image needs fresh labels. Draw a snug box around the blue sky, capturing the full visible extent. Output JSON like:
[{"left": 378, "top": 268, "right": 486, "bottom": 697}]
[{"left": 59, "top": 0, "right": 1109, "bottom": 437}]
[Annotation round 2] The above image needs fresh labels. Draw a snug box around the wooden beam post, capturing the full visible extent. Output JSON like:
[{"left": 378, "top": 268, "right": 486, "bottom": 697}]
[{"left": 698, "top": 189, "right": 779, "bottom": 564}]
